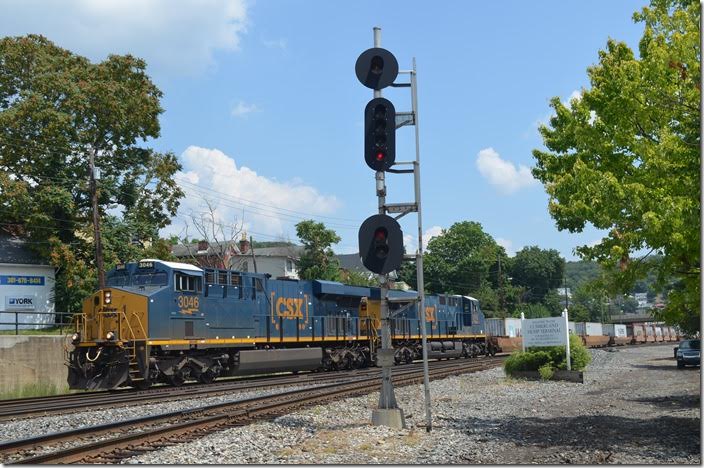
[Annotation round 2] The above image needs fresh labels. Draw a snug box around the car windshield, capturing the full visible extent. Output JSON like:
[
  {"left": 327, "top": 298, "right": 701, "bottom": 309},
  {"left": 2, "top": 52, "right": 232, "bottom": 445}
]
[{"left": 680, "top": 340, "right": 700, "bottom": 350}]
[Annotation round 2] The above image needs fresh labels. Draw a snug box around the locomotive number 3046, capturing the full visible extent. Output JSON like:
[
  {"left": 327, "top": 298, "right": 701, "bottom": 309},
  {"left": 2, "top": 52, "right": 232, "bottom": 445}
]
[{"left": 177, "top": 295, "right": 200, "bottom": 314}]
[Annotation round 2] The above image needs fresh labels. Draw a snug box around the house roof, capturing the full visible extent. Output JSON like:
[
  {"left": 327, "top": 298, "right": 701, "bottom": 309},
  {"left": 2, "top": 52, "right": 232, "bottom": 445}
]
[
  {"left": 0, "top": 235, "right": 46, "bottom": 265},
  {"left": 237, "top": 246, "right": 304, "bottom": 259},
  {"left": 336, "top": 253, "right": 366, "bottom": 272},
  {"left": 171, "top": 241, "right": 238, "bottom": 258}
]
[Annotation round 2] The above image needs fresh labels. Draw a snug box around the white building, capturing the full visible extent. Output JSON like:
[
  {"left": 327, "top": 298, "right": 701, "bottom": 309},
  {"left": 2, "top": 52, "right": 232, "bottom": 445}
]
[
  {"left": 230, "top": 241, "right": 303, "bottom": 280},
  {"left": 0, "top": 235, "right": 56, "bottom": 330}
]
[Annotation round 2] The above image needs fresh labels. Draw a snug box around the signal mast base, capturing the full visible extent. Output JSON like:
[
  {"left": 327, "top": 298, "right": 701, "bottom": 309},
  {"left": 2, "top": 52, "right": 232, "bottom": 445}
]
[{"left": 372, "top": 408, "right": 407, "bottom": 429}]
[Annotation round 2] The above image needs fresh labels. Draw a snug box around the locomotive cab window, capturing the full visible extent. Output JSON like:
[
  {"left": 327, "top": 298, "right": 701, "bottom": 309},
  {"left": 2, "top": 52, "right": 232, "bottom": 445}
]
[{"left": 175, "top": 273, "right": 201, "bottom": 292}]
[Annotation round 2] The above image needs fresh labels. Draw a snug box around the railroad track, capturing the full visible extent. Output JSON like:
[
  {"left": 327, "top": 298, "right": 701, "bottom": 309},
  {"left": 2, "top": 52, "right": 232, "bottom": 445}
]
[
  {"left": 2, "top": 356, "right": 505, "bottom": 464},
  {"left": 0, "top": 366, "right": 390, "bottom": 420},
  {"left": 0, "top": 355, "right": 504, "bottom": 420}
]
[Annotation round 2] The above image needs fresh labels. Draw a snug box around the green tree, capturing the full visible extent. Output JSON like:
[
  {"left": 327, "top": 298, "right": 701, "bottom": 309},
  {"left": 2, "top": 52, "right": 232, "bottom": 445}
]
[
  {"left": 0, "top": 35, "right": 183, "bottom": 312},
  {"left": 423, "top": 221, "right": 507, "bottom": 314},
  {"left": 340, "top": 269, "right": 377, "bottom": 287},
  {"left": 295, "top": 220, "right": 341, "bottom": 281},
  {"left": 531, "top": 0, "right": 700, "bottom": 333},
  {"left": 509, "top": 246, "right": 565, "bottom": 304},
  {"left": 571, "top": 282, "right": 610, "bottom": 322}
]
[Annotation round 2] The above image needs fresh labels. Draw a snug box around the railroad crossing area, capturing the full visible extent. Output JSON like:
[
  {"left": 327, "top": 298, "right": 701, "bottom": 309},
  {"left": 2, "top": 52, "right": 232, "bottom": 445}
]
[{"left": 0, "top": 343, "right": 699, "bottom": 464}]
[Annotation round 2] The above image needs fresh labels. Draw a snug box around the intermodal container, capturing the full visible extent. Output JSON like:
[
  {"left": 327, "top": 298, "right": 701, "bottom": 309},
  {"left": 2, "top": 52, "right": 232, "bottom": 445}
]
[
  {"left": 614, "top": 324, "right": 627, "bottom": 337},
  {"left": 484, "top": 318, "right": 522, "bottom": 337},
  {"left": 585, "top": 322, "right": 604, "bottom": 336},
  {"left": 603, "top": 324, "right": 615, "bottom": 336},
  {"left": 568, "top": 321, "right": 576, "bottom": 334},
  {"left": 575, "top": 322, "right": 587, "bottom": 336}
]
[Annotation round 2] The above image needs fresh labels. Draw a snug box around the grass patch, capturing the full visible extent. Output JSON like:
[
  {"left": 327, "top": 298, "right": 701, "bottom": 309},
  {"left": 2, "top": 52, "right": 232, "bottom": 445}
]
[
  {"left": 0, "top": 381, "right": 71, "bottom": 400},
  {"left": 0, "top": 326, "right": 70, "bottom": 336}
]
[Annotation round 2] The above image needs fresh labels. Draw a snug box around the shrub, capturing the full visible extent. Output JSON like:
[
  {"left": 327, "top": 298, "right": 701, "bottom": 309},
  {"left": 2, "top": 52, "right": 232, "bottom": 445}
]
[
  {"left": 538, "top": 363, "right": 554, "bottom": 380},
  {"left": 503, "top": 333, "right": 592, "bottom": 378}
]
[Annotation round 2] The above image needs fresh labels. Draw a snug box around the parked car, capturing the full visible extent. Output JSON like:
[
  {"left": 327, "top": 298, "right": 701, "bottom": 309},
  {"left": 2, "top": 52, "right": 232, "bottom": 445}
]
[{"left": 676, "top": 339, "right": 700, "bottom": 368}]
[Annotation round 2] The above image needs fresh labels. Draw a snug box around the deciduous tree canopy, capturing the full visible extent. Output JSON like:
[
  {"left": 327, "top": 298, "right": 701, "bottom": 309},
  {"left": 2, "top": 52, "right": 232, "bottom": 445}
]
[
  {"left": 295, "top": 220, "right": 341, "bottom": 281},
  {"left": 531, "top": 0, "right": 700, "bottom": 332},
  {"left": 0, "top": 35, "right": 183, "bottom": 311}
]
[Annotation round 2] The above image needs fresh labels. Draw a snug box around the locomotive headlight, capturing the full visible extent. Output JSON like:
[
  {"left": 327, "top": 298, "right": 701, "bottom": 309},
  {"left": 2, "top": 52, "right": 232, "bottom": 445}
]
[
  {"left": 106, "top": 331, "right": 115, "bottom": 341},
  {"left": 103, "top": 290, "right": 112, "bottom": 304},
  {"left": 71, "top": 332, "right": 81, "bottom": 345}
]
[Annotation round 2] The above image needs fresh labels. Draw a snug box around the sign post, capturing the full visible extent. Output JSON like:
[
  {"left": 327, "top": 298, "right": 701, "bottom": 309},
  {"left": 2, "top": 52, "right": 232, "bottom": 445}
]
[
  {"left": 522, "top": 315, "right": 571, "bottom": 370},
  {"left": 562, "top": 309, "right": 571, "bottom": 371}
]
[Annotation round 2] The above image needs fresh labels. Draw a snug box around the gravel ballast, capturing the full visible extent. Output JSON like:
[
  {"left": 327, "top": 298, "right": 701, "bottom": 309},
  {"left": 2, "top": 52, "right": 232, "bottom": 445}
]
[{"left": 119, "top": 344, "right": 700, "bottom": 464}]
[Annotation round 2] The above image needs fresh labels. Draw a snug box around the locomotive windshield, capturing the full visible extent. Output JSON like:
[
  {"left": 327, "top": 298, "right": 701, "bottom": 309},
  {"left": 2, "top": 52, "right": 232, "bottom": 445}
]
[
  {"left": 107, "top": 269, "right": 130, "bottom": 287},
  {"left": 133, "top": 271, "right": 168, "bottom": 286},
  {"left": 106, "top": 270, "right": 168, "bottom": 287}
]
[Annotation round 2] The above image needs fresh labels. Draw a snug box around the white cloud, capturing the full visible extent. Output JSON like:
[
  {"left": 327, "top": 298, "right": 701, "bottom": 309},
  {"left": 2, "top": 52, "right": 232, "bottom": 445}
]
[
  {"left": 565, "top": 89, "right": 582, "bottom": 107},
  {"left": 475, "top": 147, "right": 537, "bottom": 195},
  {"left": 231, "top": 101, "right": 260, "bottom": 118},
  {"left": 0, "top": 0, "right": 248, "bottom": 74},
  {"left": 172, "top": 146, "right": 340, "bottom": 239},
  {"left": 403, "top": 225, "right": 444, "bottom": 253},
  {"left": 496, "top": 237, "right": 515, "bottom": 256}
]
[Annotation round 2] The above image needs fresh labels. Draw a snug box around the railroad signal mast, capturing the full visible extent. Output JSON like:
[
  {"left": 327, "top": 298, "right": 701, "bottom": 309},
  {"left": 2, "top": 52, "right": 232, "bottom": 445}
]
[{"left": 355, "top": 27, "right": 433, "bottom": 432}]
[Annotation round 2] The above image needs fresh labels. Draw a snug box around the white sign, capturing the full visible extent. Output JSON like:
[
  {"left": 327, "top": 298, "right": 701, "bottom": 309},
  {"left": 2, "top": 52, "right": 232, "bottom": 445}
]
[
  {"left": 522, "top": 316, "right": 567, "bottom": 347},
  {"left": 614, "top": 324, "right": 627, "bottom": 337},
  {"left": 4, "top": 295, "right": 36, "bottom": 311}
]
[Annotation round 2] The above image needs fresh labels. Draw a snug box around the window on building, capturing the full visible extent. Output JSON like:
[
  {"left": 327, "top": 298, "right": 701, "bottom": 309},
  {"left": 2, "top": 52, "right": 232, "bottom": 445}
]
[{"left": 286, "top": 259, "right": 294, "bottom": 272}]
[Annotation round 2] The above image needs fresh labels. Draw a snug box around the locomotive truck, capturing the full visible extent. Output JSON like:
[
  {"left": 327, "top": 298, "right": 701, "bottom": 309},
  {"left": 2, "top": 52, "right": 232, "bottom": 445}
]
[{"left": 67, "top": 259, "right": 490, "bottom": 390}]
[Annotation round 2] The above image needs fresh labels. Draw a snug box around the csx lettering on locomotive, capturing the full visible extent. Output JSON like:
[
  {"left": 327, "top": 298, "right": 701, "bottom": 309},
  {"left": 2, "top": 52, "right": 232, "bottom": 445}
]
[{"left": 275, "top": 297, "right": 305, "bottom": 319}]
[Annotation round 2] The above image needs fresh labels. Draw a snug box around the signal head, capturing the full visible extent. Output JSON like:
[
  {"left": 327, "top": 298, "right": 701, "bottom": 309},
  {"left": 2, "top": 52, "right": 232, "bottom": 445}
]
[{"left": 355, "top": 47, "right": 399, "bottom": 90}]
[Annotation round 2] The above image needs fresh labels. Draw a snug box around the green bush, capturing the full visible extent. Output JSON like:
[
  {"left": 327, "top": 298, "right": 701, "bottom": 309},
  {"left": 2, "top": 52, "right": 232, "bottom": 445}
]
[
  {"left": 538, "top": 363, "right": 554, "bottom": 380},
  {"left": 503, "top": 333, "right": 592, "bottom": 378}
]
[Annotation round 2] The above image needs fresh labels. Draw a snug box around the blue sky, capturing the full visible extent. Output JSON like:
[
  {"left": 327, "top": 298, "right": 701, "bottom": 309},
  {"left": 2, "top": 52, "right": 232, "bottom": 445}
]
[{"left": 1, "top": 0, "right": 648, "bottom": 260}]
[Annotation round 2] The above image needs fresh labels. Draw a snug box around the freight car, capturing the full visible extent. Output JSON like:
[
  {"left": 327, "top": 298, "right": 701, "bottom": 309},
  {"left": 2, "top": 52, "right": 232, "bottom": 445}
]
[
  {"left": 67, "top": 259, "right": 489, "bottom": 390},
  {"left": 486, "top": 318, "right": 682, "bottom": 352}
]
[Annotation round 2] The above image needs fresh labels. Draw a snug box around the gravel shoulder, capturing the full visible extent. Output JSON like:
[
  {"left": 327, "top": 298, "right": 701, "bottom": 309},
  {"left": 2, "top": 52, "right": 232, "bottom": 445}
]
[{"left": 122, "top": 343, "right": 700, "bottom": 464}]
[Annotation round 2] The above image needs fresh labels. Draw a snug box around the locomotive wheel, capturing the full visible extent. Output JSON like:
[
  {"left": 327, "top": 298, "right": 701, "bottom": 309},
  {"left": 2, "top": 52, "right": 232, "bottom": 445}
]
[
  {"left": 198, "top": 371, "right": 216, "bottom": 384},
  {"left": 133, "top": 379, "right": 152, "bottom": 390},
  {"left": 168, "top": 372, "right": 186, "bottom": 387}
]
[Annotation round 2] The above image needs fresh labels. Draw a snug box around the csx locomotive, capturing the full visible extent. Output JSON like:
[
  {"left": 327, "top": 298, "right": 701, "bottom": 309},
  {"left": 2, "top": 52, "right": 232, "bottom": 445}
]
[{"left": 67, "top": 259, "right": 489, "bottom": 390}]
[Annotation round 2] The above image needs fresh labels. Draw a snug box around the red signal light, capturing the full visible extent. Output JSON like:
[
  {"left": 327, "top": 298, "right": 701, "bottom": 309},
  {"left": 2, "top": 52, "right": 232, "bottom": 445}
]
[
  {"left": 376, "top": 152, "right": 385, "bottom": 161},
  {"left": 374, "top": 228, "right": 387, "bottom": 241}
]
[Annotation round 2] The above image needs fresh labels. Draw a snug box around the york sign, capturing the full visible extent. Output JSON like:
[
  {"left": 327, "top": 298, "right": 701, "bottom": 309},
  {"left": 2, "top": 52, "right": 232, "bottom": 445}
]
[{"left": 5, "top": 296, "right": 36, "bottom": 311}]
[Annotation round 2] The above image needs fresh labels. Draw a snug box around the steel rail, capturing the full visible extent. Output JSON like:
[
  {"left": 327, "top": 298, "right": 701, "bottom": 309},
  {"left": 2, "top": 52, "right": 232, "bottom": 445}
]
[{"left": 4, "top": 357, "right": 505, "bottom": 464}]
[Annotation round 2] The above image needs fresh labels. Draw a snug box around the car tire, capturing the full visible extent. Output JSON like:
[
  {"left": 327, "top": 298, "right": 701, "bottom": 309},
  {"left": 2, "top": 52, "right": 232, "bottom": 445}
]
[{"left": 677, "top": 361, "right": 685, "bottom": 369}]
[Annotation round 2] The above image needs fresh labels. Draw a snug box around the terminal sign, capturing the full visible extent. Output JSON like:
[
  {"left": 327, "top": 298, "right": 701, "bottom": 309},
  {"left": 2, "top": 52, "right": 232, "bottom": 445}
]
[{"left": 522, "top": 316, "right": 567, "bottom": 347}]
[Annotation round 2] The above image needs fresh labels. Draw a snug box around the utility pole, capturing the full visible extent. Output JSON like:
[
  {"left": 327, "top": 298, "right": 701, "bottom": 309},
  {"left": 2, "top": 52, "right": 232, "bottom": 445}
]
[
  {"left": 88, "top": 147, "right": 105, "bottom": 289},
  {"left": 498, "top": 255, "right": 504, "bottom": 316}
]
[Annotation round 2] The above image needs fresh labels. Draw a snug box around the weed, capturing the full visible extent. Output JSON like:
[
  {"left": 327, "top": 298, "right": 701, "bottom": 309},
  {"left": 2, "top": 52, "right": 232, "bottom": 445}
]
[{"left": 1, "top": 381, "right": 70, "bottom": 400}]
